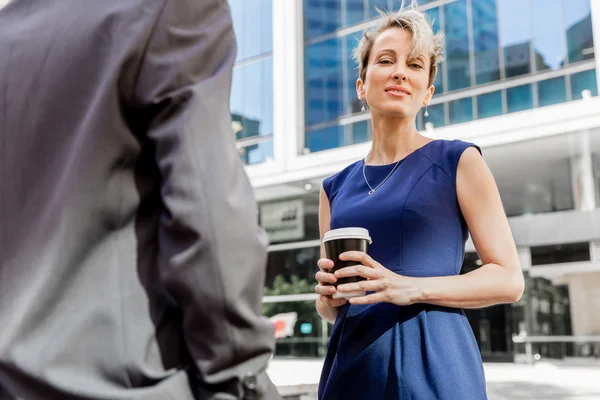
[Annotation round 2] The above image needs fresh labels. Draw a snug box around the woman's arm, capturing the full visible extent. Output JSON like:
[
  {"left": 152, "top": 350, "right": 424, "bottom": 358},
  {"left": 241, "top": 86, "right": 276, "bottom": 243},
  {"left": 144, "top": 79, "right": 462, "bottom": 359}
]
[
  {"left": 335, "top": 147, "right": 524, "bottom": 308},
  {"left": 315, "top": 187, "right": 346, "bottom": 323},
  {"left": 416, "top": 146, "right": 524, "bottom": 307}
]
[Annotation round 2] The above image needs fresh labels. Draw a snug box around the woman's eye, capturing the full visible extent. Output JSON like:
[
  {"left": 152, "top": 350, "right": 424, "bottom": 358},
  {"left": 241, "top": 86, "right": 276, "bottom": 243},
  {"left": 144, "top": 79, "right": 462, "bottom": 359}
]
[
  {"left": 409, "top": 63, "right": 424, "bottom": 69},
  {"left": 379, "top": 59, "right": 393, "bottom": 64}
]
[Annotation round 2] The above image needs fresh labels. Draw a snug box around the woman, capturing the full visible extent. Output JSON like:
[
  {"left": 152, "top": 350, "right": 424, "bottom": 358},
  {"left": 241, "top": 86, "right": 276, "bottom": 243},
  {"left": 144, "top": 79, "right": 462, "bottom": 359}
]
[{"left": 314, "top": 2, "right": 524, "bottom": 399}]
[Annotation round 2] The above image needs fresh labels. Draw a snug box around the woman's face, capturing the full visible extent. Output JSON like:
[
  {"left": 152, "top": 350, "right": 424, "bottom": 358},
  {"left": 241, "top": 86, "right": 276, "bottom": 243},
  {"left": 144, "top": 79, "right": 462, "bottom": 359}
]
[{"left": 357, "top": 27, "right": 435, "bottom": 120}]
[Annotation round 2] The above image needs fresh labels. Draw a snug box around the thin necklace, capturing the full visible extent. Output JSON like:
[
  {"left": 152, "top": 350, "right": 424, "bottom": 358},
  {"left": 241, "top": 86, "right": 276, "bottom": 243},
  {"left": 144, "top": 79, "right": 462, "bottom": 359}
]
[
  {"left": 363, "top": 138, "right": 425, "bottom": 195},
  {"left": 362, "top": 158, "right": 402, "bottom": 195}
]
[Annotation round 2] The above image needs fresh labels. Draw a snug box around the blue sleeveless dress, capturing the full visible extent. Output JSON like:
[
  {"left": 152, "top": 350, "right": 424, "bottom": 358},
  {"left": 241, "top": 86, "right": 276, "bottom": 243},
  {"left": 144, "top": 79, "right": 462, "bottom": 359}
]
[{"left": 318, "top": 140, "right": 487, "bottom": 400}]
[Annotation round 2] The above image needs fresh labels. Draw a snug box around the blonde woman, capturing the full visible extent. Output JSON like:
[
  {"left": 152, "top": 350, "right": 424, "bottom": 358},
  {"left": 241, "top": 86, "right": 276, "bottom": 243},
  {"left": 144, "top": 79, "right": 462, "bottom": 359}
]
[{"left": 314, "top": 2, "right": 524, "bottom": 399}]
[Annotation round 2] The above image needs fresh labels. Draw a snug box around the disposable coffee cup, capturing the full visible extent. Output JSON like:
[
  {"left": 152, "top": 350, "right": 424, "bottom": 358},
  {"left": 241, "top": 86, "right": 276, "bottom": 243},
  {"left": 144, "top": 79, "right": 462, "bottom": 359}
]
[{"left": 322, "top": 227, "right": 372, "bottom": 299}]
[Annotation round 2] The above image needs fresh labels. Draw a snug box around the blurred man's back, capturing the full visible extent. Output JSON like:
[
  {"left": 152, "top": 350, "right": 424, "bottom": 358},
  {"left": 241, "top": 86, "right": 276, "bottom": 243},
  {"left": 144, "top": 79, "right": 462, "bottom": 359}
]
[{"left": 0, "top": 1, "right": 280, "bottom": 399}]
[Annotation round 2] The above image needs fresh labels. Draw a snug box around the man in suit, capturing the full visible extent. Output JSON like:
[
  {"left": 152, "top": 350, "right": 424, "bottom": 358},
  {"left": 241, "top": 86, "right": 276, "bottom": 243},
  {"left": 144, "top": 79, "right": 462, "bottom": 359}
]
[{"left": 0, "top": 0, "right": 281, "bottom": 399}]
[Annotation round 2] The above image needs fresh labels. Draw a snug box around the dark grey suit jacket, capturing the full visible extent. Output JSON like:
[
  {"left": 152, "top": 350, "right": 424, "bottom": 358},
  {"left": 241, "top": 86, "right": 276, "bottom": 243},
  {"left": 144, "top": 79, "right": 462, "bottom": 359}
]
[{"left": 0, "top": 0, "right": 281, "bottom": 399}]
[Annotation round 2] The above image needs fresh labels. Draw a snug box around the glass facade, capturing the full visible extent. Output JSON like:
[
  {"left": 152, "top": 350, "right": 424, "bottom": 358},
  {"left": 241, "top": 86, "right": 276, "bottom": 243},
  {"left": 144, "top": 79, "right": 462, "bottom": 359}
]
[
  {"left": 499, "top": 0, "right": 532, "bottom": 78},
  {"left": 571, "top": 69, "right": 599, "bottom": 99},
  {"left": 472, "top": 0, "right": 501, "bottom": 85},
  {"left": 444, "top": 0, "right": 471, "bottom": 91},
  {"left": 304, "top": 38, "right": 344, "bottom": 127},
  {"left": 506, "top": 84, "right": 533, "bottom": 114},
  {"left": 538, "top": 76, "right": 567, "bottom": 107},
  {"left": 303, "top": 0, "right": 597, "bottom": 153},
  {"left": 230, "top": 0, "right": 274, "bottom": 165},
  {"left": 477, "top": 91, "right": 503, "bottom": 119}
]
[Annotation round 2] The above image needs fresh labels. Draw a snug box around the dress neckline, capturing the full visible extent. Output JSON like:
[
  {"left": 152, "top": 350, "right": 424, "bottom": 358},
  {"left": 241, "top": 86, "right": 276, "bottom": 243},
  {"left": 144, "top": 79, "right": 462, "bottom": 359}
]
[{"left": 363, "top": 139, "right": 439, "bottom": 168}]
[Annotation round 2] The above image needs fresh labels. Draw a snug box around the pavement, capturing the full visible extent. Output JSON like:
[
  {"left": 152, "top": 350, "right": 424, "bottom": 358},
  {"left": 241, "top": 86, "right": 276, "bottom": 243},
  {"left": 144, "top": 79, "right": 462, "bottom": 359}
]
[{"left": 267, "top": 358, "right": 600, "bottom": 399}]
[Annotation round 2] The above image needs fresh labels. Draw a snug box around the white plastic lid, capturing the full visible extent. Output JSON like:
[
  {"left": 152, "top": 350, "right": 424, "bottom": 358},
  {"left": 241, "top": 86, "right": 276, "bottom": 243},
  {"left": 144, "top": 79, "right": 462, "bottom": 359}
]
[{"left": 322, "top": 227, "right": 372, "bottom": 244}]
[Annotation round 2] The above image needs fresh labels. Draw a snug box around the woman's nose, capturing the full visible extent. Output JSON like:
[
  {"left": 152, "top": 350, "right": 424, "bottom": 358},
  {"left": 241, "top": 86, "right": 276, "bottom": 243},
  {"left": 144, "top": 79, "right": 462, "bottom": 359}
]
[{"left": 392, "top": 70, "right": 407, "bottom": 81}]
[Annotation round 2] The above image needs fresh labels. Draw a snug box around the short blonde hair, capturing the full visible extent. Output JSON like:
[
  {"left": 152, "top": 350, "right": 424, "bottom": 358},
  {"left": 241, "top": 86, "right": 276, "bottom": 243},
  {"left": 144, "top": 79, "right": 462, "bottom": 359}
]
[{"left": 352, "top": 0, "right": 444, "bottom": 87}]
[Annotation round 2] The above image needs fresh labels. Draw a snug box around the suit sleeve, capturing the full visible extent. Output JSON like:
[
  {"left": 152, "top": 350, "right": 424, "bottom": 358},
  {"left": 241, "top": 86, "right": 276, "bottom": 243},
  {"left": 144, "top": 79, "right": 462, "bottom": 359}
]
[{"left": 131, "top": 1, "right": 280, "bottom": 398}]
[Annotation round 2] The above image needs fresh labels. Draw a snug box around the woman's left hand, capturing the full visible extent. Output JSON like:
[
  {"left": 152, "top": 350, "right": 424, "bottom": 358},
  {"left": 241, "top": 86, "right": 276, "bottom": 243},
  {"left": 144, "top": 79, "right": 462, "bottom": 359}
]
[{"left": 335, "top": 251, "right": 423, "bottom": 306}]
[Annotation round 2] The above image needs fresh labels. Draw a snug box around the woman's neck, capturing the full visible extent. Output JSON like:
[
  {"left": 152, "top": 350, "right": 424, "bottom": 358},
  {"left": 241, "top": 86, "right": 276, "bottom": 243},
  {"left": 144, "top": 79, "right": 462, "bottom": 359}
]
[{"left": 366, "top": 114, "right": 426, "bottom": 165}]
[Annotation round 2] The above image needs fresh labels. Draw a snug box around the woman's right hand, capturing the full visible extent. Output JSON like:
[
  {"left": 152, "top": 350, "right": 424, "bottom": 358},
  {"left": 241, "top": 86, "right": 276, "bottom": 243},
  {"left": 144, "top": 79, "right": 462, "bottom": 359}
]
[{"left": 315, "top": 258, "right": 347, "bottom": 307}]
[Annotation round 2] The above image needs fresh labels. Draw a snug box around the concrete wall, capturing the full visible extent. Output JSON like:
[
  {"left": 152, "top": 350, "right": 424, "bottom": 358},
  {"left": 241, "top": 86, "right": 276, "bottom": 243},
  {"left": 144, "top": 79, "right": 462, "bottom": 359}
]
[{"left": 565, "top": 272, "right": 600, "bottom": 336}]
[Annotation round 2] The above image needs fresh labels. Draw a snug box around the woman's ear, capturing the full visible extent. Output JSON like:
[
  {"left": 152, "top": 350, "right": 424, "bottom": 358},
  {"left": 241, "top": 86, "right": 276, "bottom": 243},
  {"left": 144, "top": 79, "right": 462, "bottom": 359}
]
[
  {"left": 356, "top": 78, "right": 365, "bottom": 100},
  {"left": 423, "top": 85, "right": 435, "bottom": 106}
]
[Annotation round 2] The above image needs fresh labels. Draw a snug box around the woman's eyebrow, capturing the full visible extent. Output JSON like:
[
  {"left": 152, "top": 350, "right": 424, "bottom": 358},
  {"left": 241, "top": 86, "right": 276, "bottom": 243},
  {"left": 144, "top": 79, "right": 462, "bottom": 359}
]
[{"left": 375, "top": 49, "right": 397, "bottom": 55}]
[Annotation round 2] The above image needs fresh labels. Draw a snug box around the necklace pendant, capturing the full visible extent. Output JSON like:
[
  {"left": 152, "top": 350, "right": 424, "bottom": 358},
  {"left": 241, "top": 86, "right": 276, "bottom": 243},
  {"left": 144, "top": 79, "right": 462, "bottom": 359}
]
[{"left": 368, "top": 189, "right": 375, "bottom": 195}]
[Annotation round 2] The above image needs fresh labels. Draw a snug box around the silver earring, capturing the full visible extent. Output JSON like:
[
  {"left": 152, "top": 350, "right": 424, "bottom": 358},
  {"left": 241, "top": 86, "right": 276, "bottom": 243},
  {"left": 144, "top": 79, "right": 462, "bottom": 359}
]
[
  {"left": 424, "top": 106, "right": 429, "bottom": 117},
  {"left": 361, "top": 104, "right": 365, "bottom": 112}
]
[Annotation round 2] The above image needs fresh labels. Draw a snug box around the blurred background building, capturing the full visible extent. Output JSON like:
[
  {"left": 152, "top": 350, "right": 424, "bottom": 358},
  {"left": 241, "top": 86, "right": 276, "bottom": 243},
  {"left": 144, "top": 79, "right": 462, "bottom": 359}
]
[{"left": 228, "top": 0, "right": 600, "bottom": 363}]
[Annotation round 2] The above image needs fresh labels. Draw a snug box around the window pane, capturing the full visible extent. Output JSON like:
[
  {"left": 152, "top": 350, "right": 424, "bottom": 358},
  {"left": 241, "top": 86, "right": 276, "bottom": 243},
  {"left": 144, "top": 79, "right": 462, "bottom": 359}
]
[
  {"left": 261, "top": 58, "right": 274, "bottom": 135},
  {"left": 426, "top": 103, "right": 445, "bottom": 128},
  {"left": 571, "top": 69, "right": 598, "bottom": 100},
  {"left": 426, "top": 7, "right": 444, "bottom": 93},
  {"left": 305, "top": 45, "right": 324, "bottom": 125},
  {"left": 498, "top": 0, "right": 532, "bottom": 78},
  {"left": 538, "top": 76, "right": 567, "bottom": 107},
  {"left": 263, "top": 300, "right": 328, "bottom": 358},
  {"left": 449, "top": 97, "right": 473, "bottom": 124},
  {"left": 304, "top": 0, "right": 342, "bottom": 41},
  {"left": 323, "top": 39, "right": 344, "bottom": 121},
  {"left": 565, "top": 0, "right": 594, "bottom": 64},
  {"left": 238, "top": 108, "right": 258, "bottom": 139},
  {"left": 532, "top": 0, "right": 565, "bottom": 71},
  {"left": 261, "top": 0, "right": 274, "bottom": 55},
  {"left": 323, "top": 125, "right": 346, "bottom": 150},
  {"left": 305, "top": 41, "right": 337, "bottom": 126},
  {"left": 243, "top": 63, "right": 260, "bottom": 136},
  {"left": 351, "top": 120, "right": 370, "bottom": 144},
  {"left": 265, "top": 243, "right": 321, "bottom": 287},
  {"left": 305, "top": 128, "right": 325, "bottom": 152},
  {"left": 472, "top": 0, "right": 501, "bottom": 84},
  {"left": 368, "top": 0, "right": 389, "bottom": 19},
  {"left": 444, "top": 0, "right": 471, "bottom": 91},
  {"left": 245, "top": 59, "right": 273, "bottom": 135},
  {"left": 531, "top": 243, "right": 591, "bottom": 266},
  {"left": 232, "top": 58, "right": 274, "bottom": 146},
  {"left": 231, "top": 69, "right": 244, "bottom": 138},
  {"left": 346, "top": 32, "right": 363, "bottom": 114},
  {"left": 245, "top": 141, "right": 274, "bottom": 165},
  {"left": 345, "top": 0, "right": 365, "bottom": 26},
  {"left": 432, "top": 64, "right": 444, "bottom": 94},
  {"left": 230, "top": 0, "right": 244, "bottom": 63},
  {"left": 477, "top": 91, "right": 503, "bottom": 119},
  {"left": 230, "top": 0, "right": 273, "bottom": 61},
  {"left": 507, "top": 84, "right": 533, "bottom": 113}
]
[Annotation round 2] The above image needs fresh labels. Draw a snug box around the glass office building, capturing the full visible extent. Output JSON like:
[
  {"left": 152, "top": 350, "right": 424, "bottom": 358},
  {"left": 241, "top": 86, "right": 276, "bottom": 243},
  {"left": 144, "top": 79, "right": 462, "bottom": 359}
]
[
  {"left": 230, "top": 0, "right": 274, "bottom": 165},
  {"left": 302, "top": 0, "right": 596, "bottom": 152},
  {"left": 231, "top": 0, "right": 600, "bottom": 362}
]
